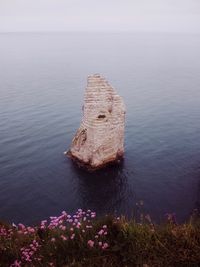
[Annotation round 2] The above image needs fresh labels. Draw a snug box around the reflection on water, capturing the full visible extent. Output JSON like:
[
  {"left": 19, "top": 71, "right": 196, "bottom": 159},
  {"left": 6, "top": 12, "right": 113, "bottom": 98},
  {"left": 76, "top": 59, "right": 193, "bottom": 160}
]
[{"left": 71, "top": 161, "right": 133, "bottom": 216}]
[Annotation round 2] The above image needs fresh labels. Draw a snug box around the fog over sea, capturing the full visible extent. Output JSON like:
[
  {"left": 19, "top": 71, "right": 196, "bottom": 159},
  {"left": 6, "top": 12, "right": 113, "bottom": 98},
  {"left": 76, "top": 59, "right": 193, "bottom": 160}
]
[{"left": 0, "top": 32, "right": 200, "bottom": 224}]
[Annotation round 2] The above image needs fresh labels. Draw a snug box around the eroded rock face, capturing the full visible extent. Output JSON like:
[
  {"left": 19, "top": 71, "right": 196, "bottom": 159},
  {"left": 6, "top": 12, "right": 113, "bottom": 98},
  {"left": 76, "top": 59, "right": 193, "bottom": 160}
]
[{"left": 67, "top": 74, "right": 126, "bottom": 170}]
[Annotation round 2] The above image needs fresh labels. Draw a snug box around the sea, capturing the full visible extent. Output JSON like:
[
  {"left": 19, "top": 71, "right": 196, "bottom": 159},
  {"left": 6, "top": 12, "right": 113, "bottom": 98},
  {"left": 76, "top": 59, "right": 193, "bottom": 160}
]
[{"left": 0, "top": 32, "right": 200, "bottom": 224}]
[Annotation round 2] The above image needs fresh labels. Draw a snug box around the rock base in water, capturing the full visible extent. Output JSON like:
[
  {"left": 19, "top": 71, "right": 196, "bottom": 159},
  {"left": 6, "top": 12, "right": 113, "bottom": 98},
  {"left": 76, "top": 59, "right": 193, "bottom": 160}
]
[{"left": 67, "top": 149, "right": 124, "bottom": 172}]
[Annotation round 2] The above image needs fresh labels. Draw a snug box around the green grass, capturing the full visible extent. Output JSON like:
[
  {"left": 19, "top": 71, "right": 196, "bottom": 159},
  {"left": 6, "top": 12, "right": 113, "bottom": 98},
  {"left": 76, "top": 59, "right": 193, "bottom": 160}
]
[{"left": 1, "top": 210, "right": 200, "bottom": 267}]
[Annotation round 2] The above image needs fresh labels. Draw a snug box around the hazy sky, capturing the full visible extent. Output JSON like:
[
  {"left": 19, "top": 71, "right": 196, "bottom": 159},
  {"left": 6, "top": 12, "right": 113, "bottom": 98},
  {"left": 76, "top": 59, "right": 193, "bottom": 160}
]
[{"left": 0, "top": 0, "right": 200, "bottom": 32}]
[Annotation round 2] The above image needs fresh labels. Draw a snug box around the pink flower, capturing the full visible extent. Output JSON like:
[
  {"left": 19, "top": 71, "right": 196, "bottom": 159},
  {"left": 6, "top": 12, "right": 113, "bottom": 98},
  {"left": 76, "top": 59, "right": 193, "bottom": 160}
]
[
  {"left": 18, "top": 223, "right": 25, "bottom": 230},
  {"left": 27, "top": 227, "right": 35, "bottom": 233},
  {"left": 61, "top": 235, "right": 67, "bottom": 241},
  {"left": 10, "top": 260, "right": 22, "bottom": 267},
  {"left": 102, "top": 225, "right": 107, "bottom": 229},
  {"left": 60, "top": 226, "right": 66, "bottom": 231},
  {"left": 87, "top": 240, "right": 94, "bottom": 248},
  {"left": 98, "top": 229, "right": 104, "bottom": 235},
  {"left": 51, "top": 238, "right": 55, "bottom": 242},
  {"left": 70, "top": 233, "right": 75, "bottom": 240},
  {"left": 98, "top": 241, "right": 102, "bottom": 246},
  {"left": 91, "top": 212, "right": 96, "bottom": 218},
  {"left": 102, "top": 243, "right": 109, "bottom": 249}
]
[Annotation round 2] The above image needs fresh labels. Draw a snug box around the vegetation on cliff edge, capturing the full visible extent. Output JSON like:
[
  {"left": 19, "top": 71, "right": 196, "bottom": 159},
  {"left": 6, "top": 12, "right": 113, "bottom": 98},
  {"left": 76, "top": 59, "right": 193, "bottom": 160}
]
[{"left": 1, "top": 209, "right": 200, "bottom": 267}]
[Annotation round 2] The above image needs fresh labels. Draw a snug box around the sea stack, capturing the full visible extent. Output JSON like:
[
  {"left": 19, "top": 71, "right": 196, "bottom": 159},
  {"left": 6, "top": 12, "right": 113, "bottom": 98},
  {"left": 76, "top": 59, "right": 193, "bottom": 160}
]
[{"left": 67, "top": 74, "right": 126, "bottom": 171}]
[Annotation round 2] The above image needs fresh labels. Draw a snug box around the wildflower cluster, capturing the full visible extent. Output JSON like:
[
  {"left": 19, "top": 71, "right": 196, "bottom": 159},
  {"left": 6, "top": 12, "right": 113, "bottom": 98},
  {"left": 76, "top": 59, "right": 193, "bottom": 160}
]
[
  {"left": 0, "top": 209, "right": 110, "bottom": 267},
  {"left": 21, "top": 240, "right": 41, "bottom": 263},
  {"left": 46, "top": 209, "right": 100, "bottom": 243},
  {"left": 87, "top": 224, "right": 109, "bottom": 249}
]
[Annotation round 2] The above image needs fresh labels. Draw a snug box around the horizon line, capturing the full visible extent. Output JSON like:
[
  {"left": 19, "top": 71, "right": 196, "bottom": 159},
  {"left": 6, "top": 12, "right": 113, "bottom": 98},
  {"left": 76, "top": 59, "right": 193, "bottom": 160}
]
[{"left": 0, "top": 30, "right": 199, "bottom": 35}]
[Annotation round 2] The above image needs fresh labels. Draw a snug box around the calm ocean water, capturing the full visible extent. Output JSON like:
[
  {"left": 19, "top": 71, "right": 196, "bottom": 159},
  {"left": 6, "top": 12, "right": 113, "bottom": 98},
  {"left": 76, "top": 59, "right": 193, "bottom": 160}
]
[{"left": 0, "top": 32, "right": 200, "bottom": 224}]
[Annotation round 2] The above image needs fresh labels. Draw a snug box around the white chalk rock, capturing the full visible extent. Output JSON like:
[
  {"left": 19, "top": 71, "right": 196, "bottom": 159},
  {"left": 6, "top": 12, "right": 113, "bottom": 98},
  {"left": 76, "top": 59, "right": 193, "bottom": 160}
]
[{"left": 67, "top": 74, "right": 126, "bottom": 170}]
